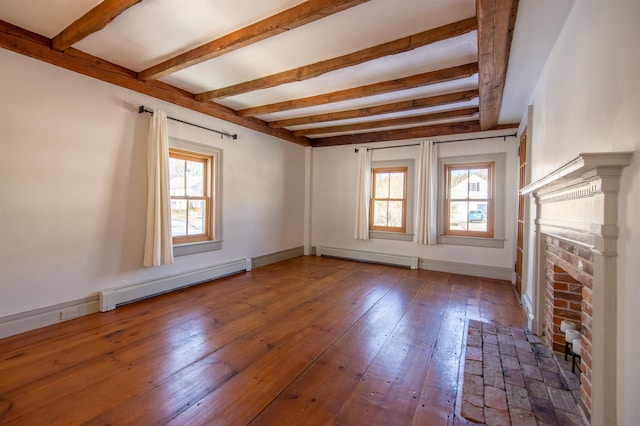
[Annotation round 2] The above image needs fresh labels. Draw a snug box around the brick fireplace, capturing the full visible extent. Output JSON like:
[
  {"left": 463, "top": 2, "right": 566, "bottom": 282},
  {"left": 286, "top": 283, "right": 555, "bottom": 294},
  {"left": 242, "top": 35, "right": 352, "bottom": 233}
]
[
  {"left": 521, "top": 153, "right": 632, "bottom": 425},
  {"left": 544, "top": 236, "right": 594, "bottom": 414}
]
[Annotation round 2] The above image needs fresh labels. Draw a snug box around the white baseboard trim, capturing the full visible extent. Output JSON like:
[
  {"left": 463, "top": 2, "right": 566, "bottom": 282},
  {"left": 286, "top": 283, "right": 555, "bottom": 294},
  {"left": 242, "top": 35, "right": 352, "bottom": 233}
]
[
  {"left": 99, "top": 258, "right": 252, "bottom": 312},
  {"left": 316, "top": 246, "right": 418, "bottom": 269},
  {"left": 251, "top": 246, "right": 304, "bottom": 269},
  {"left": 522, "top": 293, "right": 541, "bottom": 335},
  {"left": 419, "top": 258, "right": 513, "bottom": 281},
  {"left": 0, "top": 296, "right": 100, "bottom": 339}
]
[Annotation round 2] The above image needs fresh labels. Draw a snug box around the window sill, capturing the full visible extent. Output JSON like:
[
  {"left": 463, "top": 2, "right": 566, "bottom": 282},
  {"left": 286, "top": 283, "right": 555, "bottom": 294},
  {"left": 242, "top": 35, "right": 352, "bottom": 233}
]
[
  {"left": 369, "top": 231, "right": 414, "bottom": 242},
  {"left": 437, "top": 235, "right": 504, "bottom": 248},
  {"left": 173, "top": 240, "right": 222, "bottom": 256}
]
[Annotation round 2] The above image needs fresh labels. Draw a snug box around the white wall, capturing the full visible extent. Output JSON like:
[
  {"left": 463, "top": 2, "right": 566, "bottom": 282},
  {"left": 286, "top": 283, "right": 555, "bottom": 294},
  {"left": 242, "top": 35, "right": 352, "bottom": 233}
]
[
  {"left": 0, "top": 49, "right": 305, "bottom": 318},
  {"left": 311, "top": 132, "right": 518, "bottom": 275},
  {"left": 525, "top": 0, "right": 640, "bottom": 423}
]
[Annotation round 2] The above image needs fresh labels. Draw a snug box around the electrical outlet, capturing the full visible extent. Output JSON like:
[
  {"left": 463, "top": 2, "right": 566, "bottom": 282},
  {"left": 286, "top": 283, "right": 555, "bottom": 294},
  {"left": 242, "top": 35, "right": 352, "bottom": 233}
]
[{"left": 60, "top": 307, "right": 79, "bottom": 321}]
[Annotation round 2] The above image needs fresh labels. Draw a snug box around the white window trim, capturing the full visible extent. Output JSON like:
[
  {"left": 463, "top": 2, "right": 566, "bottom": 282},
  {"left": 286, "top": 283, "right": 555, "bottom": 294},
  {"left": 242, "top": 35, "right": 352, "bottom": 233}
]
[
  {"left": 169, "top": 137, "right": 223, "bottom": 256},
  {"left": 437, "top": 153, "right": 506, "bottom": 248},
  {"left": 369, "top": 159, "right": 415, "bottom": 241}
]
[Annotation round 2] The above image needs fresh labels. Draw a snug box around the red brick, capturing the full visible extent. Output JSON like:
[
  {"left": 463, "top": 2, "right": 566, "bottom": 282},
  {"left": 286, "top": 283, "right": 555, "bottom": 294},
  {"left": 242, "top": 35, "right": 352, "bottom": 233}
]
[
  {"left": 461, "top": 400, "right": 485, "bottom": 424},
  {"left": 465, "top": 346, "right": 482, "bottom": 362},
  {"left": 554, "top": 282, "right": 569, "bottom": 291},
  {"left": 484, "top": 386, "right": 508, "bottom": 410},
  {"left": 484, "top": 407, "right": 511, "bottom": 426},
  {"left": 569, "top": 283, "right": 583, "bottom": 293},
  {"left": 509, "top": 407, "right": 537, "bottom": 426},
  {"left": 553, "top": 299, "right": 568, "bottom": 308},
  {"left": 569, "top": 301, "right": 582, "bottom": 311}
]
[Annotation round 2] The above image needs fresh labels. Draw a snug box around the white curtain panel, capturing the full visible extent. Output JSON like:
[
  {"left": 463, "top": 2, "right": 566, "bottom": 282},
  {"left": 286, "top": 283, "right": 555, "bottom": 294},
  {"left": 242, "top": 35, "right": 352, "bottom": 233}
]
[
  {"left": 143, "top": 109, "right": 174, "bottom": 266},
  {"left": 416, "top": 140, "right": 438, "bottom": 245},
  {"left": 354, "top": 147, "right": 372, "bottom": 240}
]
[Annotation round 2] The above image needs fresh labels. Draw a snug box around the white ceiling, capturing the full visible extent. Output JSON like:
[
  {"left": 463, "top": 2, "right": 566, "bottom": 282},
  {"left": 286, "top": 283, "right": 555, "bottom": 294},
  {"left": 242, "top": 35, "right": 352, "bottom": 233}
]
[{"left": 0, "top": 0, "right": 574, "bottom": 142}]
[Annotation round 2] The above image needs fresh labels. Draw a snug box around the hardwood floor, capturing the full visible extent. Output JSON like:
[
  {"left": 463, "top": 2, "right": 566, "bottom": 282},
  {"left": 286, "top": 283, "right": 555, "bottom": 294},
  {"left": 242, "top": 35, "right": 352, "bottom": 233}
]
[{"left": 0, "top": 256, "right": 527, "bottom": 425}]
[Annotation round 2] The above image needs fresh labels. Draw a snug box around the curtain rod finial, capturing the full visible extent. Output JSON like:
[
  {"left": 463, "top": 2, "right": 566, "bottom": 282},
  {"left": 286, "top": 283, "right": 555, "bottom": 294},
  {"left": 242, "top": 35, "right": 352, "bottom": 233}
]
[{"left": 138, "top": 105, "right": 145, "bottom": 114}]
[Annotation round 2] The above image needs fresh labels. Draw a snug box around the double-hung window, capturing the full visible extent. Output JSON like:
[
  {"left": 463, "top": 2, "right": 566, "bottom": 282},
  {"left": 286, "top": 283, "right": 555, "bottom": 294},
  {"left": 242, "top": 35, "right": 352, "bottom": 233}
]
[
  {"left": 169, "top": 148, "right": 213, "bottom": 244},
  {"left": 370, "top": 167, "right": 408, "bottom": 233},
  {"left": 444, "top": 161, "right": 495, "bottom": 238},
  {"left": 166, "top": 138, "right": 222, "bottom": 255}
]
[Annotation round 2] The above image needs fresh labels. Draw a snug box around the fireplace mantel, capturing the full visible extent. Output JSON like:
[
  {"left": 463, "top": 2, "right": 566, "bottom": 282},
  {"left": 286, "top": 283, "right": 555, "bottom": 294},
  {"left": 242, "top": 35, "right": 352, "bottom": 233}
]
[
  {"left": 521, "top": 152, "right": 632, "bottom": 254},
  {"left": 521, "top": 152, "right": 632, "bottom": 197},
  {"left": 520, "top": 152, "right": 632, "bottom": 425}
]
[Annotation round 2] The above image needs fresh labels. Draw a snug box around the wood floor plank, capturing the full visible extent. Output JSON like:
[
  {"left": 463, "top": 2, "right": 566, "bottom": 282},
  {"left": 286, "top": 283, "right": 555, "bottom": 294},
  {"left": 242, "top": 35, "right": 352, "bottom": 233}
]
[
  {"left": 3, "top": 264, "right": 367, "bottom": 424},
  {"left": 250, "top": 274, "right": 425, "bottom": 425},
  {"left": 85, "top": 271, "right": 392, "bottom": 425},
  {"left": 335, "top": 279, "right": 446, "bottom": 425},
  {"left": 165, "top": 270, "right": 409, "bottom": 425},
  {"left": 0, "top": 257, "right": 346, "bottom": 391},
  {"left": 0, "top": 256, "right": 527, "bottom": 425}
]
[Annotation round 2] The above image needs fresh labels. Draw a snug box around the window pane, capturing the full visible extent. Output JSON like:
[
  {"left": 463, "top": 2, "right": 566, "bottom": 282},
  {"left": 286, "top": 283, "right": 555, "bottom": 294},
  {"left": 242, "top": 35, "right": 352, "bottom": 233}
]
[
  {"left": 186, "top": 160, "right": 204, "bottom": 196},
  {"left": 388, "top": 172, "right": 404, "bottom": 198},
  {"left": 469, "top": 168, "right": 488, "bottom": 199},
  {"left": 375, "top": 173, "right": 390, "bottom": 198},
  {"left": 468, "top": 206, "right": 488, "bottom": 232},
  {"left": 187, "top": 200, "right": 206, "bottom": 235},
  {"left": 373, "top": 201, "right": 389, "bottom": 227},
  {"left": 449, "top": 201, "right": 469, "bottom": 231},
  {"left": 449, "top": 169, "right": 469, "bottom": 199},
  {"left": 169, "top": 158, "right": 186, "bottom": 196},
  {"left": 171, "top": 199, "right": 187, "bottom": 236},
  {"left": 387, "top": 201, "right": 403, "bottom": 227}
]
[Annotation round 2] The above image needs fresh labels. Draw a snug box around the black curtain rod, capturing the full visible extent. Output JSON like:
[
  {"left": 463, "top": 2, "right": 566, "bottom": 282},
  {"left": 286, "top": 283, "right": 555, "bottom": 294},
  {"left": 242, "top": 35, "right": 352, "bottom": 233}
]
[
  {"left": 353, "top": 132, "right": 517, "bottom": 153},
  {"left": 138, "top": 106, "right": 238, "bottom": 140}
]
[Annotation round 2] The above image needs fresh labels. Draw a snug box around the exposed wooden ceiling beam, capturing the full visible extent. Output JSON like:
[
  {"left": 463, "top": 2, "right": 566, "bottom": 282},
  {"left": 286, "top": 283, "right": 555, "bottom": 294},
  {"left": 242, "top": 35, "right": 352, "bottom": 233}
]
[
  {"left": 312, "top": 121, "right": 483, "bottom": 146},
  {"left": 238, "top": 62, "right": 478, "bottom": 117},
  {"left": 138, "top": 0, "right": 369, "bottom": 81},
  {"left": 0, "top": 20, "right": 310, "bottom": 146},
  {"left": 293, "top": 107, "right": 479, "bottom": 136},
  {"left": 196, "top": 17, "right": 477, "bottom": 101},
  {"left": 477, "top": 0, "right": 519, "bottom": 130},
  {"left": 269, "top": 89, "right": 479, "bottom": 128},
  {"left": 51, "top": 0, "right": 143, "bottom": 51}
]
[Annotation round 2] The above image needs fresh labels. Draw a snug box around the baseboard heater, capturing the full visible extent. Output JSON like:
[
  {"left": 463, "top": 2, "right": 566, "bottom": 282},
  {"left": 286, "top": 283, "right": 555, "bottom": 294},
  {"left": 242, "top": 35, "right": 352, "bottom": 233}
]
[
  {"left": 316, "top": 246, "right": 418, "bottom": 269},
  {"left": 99, "top": 258, "right": 252, "bottom": 312}
]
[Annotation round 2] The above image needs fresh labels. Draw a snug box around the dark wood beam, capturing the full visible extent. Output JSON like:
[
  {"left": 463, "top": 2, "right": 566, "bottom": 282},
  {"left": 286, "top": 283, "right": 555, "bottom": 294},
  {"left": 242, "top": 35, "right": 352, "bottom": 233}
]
[
  {"left": 52, "top": 0, "right": 143, "bottom": 51},
  {"left": 312, "top": 122, "right": 518, "bottom": 146},
  {"left": 269, "top": 89, "right": 479, "bottom": 128},
  {"left": 293, "top": 107, "right": 479, "bottom": 136},
  {"left": 477, "top": 0, "right": 519, "bottom": 130},
  {"left": 238, "top": 63, "right": 478, "bottom": 117},
  {"left": 138, "top": 0, "right": 369, "bottom": 81},
  {"left": 196, "top": 17, "right": 477, "bottom": 101},
  {"left": 0, "top": 21, "right": 310, "bottom": 146},
  {"left": 312, "top": 121, "right": 483, "bottom": 146}
]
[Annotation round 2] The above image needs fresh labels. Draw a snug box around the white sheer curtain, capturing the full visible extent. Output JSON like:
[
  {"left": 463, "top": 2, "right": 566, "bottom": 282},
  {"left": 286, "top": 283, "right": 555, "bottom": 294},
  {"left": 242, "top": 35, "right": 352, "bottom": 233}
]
[
  {"left": 143, "top": 109, "right": 174, "bottom": 266},
  {"left": 354, "top": 147, "right": 372, "bottom": 240},
  {"left": 416, "top": 140, "right": 438, "bottom": 245}
]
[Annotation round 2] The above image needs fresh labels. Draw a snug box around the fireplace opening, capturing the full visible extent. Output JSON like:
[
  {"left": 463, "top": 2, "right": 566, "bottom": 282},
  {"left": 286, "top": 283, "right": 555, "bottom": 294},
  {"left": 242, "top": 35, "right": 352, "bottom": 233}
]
[{"left": 544, "top": 235, "right": 594, "bottom": 417}]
